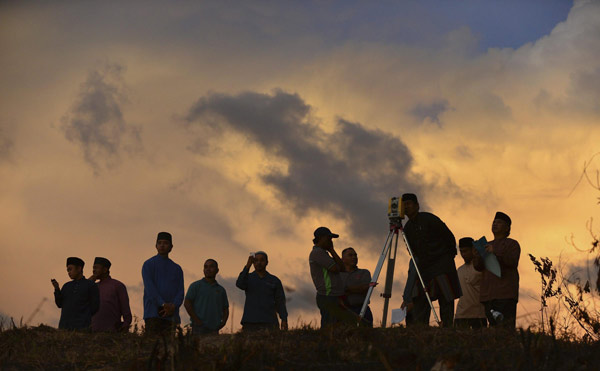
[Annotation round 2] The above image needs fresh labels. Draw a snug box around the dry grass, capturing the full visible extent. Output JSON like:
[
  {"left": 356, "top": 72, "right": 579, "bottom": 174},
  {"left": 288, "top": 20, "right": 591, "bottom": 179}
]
[{"left": 2, "top": 324, "right": 600, "bottom": 370}]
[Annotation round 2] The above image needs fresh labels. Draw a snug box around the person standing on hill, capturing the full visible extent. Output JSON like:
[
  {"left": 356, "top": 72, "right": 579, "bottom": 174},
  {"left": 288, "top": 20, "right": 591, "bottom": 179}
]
[
  {"left": 473, "top": 212, "right": 520, "bottom": 328},
  {"left": 142, "top": 232, "right": 184, "bottom": 335},
  {"left": 454, "top": 238, "right": 487, "bottom": 329},
  {"left": 184, "top": 259, "right": 229, "bottom": 335},
  {"left": 400, "top": 193, "right": 461, "bottom": 327},
  {"left": 309, "top": 227, "right": 356, "bottom": 327},
  {"left": 89, "top": 257, "right": 132, "bottom": 332},
  {"left": 236, "top": 251, "right": 288, "bottom": 331},
  {"left": 51, "top": 257, "right": 100, "bottom": 330},
  {"left": 340, "top": 247, "right": 374, "bottom": 327}
]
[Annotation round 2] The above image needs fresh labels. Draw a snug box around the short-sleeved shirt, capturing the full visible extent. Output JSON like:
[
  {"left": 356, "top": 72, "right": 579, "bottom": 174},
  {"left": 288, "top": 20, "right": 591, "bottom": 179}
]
[
  {"left": 185, "top": 279, "right": 229, "bottom": 331},
  {"left": 340, "top": 268, "right": 371, "bottom": 307},
  {"left": 309, "top": 246, "right": 344, "bottom": 296},
  {"left": 455, "top": 263, "right": 486, "bottom": 319}
]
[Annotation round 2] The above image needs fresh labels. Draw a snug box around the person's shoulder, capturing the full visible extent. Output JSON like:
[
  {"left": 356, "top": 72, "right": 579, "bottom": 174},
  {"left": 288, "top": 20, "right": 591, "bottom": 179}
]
[
  {"left": 419, "top": 212, "right": 442, "bottom": 222},
  {"left": 504, "top": 237, "right": 521, "bottom": 247},
  {"left": 111, "top": 278, "right": 127, "bottom": 288},
  {"left": 143, "top": 255, "right": 159, "bottom": 265}
]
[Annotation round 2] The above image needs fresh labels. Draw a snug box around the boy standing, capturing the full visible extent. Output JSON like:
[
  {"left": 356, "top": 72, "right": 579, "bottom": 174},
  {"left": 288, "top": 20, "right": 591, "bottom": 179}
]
[{"left": 454, "top": 238, "right": 487, "bottom": 329}]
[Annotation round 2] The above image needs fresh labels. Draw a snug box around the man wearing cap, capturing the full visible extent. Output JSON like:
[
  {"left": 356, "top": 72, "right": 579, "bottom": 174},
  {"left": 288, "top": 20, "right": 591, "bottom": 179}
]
[
  {"left": 309, "top": 227, "right": 355, "bottom": 327},
  {"left": 51, "top": 257, "right": 100, "bottom": 330},
  {"left": 400, "top": 193, "right": 461, "bottom": 327},
  {"left": 89, "top": 257, "right": 132, "bottom": 332},
  {"left": 142, "top": 232, "right": 185, "bottom": 334},
  {"left": 454, "top": 238, "right": 487, "bottom": 329},
  {"left": 236, "top": 251, "right": 288, "bottom": 331},
  {"left": 473, "top": 212, "right": 521, "bottom": 328}
]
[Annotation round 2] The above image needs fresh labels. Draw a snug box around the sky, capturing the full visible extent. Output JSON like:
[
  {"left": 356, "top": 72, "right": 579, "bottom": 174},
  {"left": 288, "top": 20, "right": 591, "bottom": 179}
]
[{"left": 1, "top": 0, "right": 599, "bottom": 331}]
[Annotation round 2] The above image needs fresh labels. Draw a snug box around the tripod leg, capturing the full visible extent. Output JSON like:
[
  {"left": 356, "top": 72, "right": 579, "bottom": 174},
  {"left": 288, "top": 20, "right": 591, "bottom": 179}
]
[
  {"left": 399, "top": 228, "right": 441, "bottom": 325},
  {"left": 359, "top": 229, "right": 394, "bottom": 320},
  {"left": 381, "top": 231, "right": 399, "bottom": 328}
]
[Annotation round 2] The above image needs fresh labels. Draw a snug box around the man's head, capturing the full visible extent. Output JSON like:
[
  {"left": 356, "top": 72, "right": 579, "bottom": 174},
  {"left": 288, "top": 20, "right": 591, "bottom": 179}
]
[
  {"left": 341, "top": 247, "right": 358, "bottom": 269},
  {"left": 66, "top": 257, "right": 84, "bottom": 280},
  {"left": 492, "top": 212, "right": 511, "bottom": 238},
  {"left": 458, "top": 237, "right": 475, "bottom": 264},
  {"left": 253, "top": 251, "right": 268, "bottom": 272},
  {"left": 312, "top": 227, "right": 339, "bottom": 249},
  {"left": 204, "top": 259, "right": 219, "bottom": 279},
  {"left": 401, "top": 193, "right": 419, "bottom": 219},
  {"left": 92, "top": 257, "right": 111, "bottom": 279},
  {"left": 156, "top": 231, "right": 173, "bottom": 256}
]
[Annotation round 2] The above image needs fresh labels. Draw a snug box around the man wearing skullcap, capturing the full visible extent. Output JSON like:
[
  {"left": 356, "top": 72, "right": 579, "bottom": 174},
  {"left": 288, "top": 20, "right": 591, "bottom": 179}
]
[
  {"left": 236, "top": 251, "right": 288, "bottom": 331},
  {"left": 400, "top": 193, "right": 461, "bottom": 327},
  {"left": 51, "top": 257, "right": 100, "bottom": 330},
  {"left": 473, "top": 212, "right": 521, "bottom": 328},
  {"left": 454, "top": 238, "right": 487, "bottom": 329},
  {"left": 142, "top": 232, "right": 185, "bottom": 335},
  {"left": 89, "top": 257, "right": 132, "bottom": 332}
]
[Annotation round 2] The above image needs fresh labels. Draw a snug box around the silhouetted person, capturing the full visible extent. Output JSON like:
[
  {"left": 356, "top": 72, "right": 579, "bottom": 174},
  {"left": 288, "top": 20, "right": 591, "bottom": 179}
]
[
  {"left": 400, "top": 193, "right": 461, "bottom": 327},
  {"left": 309, "top": 227, "right": 356, "bottom": 327},
  {"left": 340, "top": 247, "right": 374, "bottom": 327},
  {"left": 454, "top": 238, "right": 487, "bottom": 329},
  {"left": 236, "top": 251, "right": 288, "bottom": 331},
  {"left": 142, "top": 232, "right": 184, "bottom": 335},
  {"left": 51, "top": 257, "right": 99, "bottom": 330},
  {"left": 184, "top": 259, "right": 229, "bottom": 335},
  {"left": 473, "top": 212, "right": 520, "bottom": 328},
  {"left": 89, "top": 257, "right": 132, "bottom": 332}
]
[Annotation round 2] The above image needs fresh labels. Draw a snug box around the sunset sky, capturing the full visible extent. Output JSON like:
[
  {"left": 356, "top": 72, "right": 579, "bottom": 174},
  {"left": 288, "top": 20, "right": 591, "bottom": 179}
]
[{"left": 1, "top": 0, "right": 599, "bottom": 331}]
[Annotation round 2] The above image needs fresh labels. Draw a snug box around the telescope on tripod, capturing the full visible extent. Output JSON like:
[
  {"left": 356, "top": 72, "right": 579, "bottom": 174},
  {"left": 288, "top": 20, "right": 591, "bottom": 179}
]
[{"left": 359, "top": 197, "right": 441, "bottom": 326}]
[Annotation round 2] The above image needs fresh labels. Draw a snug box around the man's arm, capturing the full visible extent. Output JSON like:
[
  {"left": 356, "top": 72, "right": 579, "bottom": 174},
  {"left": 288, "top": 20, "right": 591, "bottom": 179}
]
[
  {"left": 472, "top": 248, "right": 485, "bottom": 271},
  {"left": 346, "top": 270, "right": 372, "bottom": 294},
  {"left": 183, "top": 299, "right": 202, "bottom": 325},
  {"left": 52, "top": 279, "right": 62, "bottom": 308},
  {"left": 236, "top": 260, "right": 251, "bottom": 290},
  {"left": 118, "top": 283, "right": 132, "bottom": 330},
  {"left": 220, "top": 307, "right": 229, "bottom": 329},
  {"left": 172, "top": 266, "right": 185, "bottom": 309},
  {"left": 325, "top": 247, "right": 345, "bottom": 273},
  {"left": 274, "top": 278, "right": 288, "bottom": 327},
  {"left": 141, "top": 261, "right": 166, "bottom": 309}
]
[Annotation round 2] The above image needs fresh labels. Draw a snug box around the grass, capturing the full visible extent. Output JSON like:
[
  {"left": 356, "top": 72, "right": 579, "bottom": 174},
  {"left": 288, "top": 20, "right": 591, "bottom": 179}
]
[{"left": 2, "top": 324, "right": 600, "bottom": 370}]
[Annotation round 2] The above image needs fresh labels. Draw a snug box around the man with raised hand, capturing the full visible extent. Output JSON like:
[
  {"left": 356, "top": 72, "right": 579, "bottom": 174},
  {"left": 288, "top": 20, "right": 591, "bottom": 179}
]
[
  {"left": 89, "top": 257, "right": 132, "bottom": 332},
  {"left": 400, "top": 193, "right": 461, "bottom": 327},
  {"left": 184, "top": 259, "right": 229, "bottom": 335},
  {"left": 473, "top": 212, "right": 521, "bottom": 328},
  {"left": 51, "top": 257, "right": 100, "bottom": 330},
  {"left": 309, "top": 226, "right": 355, "bottom": 327},
  {"left": 142, "top": 232, "right": 184, "bottom": 335},
  {"left": 236, "top": 251, "right": 288, "bottom": 331}
]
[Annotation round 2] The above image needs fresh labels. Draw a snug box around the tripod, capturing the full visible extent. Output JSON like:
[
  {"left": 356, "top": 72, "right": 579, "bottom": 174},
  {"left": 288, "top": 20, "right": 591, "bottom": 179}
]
[{"left": 359, "top": 217, "right": 441, "bottom": 326}]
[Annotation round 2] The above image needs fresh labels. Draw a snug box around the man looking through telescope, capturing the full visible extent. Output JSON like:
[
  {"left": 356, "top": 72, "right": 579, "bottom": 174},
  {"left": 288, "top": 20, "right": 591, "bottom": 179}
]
[{"left": 400, "top": 193, "right": 461, "bottom": 327}]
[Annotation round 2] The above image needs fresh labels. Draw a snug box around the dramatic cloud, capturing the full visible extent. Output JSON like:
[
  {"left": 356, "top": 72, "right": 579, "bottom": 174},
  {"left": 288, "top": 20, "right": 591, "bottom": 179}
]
[
  {"left": 409, "top": 100, "right": 451, "bottom": 126},
  {"left": 185, "top": 90, "right": 427, "bottom": 244},
  {"left": 61, "top": 63, "right": 141, "bottom": 174}
]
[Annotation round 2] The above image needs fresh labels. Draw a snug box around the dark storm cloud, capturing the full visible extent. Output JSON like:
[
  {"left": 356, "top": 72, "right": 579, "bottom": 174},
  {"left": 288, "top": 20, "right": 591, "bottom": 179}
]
[
  {"left": 409, "top": 100, "right": 451, "bottom": 126},
  {"left": 185, "top": 90, "right": 427, "bottom": 245},
  {"left": 61, "top": 63, "right": 141, "bottom": 174}
]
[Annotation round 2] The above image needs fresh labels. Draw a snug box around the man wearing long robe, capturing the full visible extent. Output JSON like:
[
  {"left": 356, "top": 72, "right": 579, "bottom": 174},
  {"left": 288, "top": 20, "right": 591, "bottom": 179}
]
[
  {"left": 90, "top": 257, "right": 132, "bottom": 332},
  {"left": 142, "top": 231, "right": 185, "bottom": 334},
  {"left": 52, "top": 257, "right": 100, "bottom": 330}
]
